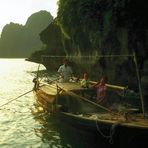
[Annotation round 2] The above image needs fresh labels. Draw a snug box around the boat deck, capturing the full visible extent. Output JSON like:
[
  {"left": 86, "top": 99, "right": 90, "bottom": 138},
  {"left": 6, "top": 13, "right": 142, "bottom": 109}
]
[
  {"left": 57, "top": 82, "right": 90, "bottom": 91},
  {"left": 39, "top": 83, "right": 57, "bottom": 95},
  {"left": 39, "top": 82, "right": 90, "bottom": 94}
]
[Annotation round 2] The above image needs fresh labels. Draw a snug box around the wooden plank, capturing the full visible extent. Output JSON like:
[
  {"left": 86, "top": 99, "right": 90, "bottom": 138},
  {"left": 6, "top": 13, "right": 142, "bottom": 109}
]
[
  {"left": 57, "top": 82, "right": 84, "bottom": 91},
  {"left": 89, "top": 80, "right": 126, "bottom": 90},
  {"left": 72, "top": 77, "right": 127, "bottom": 90}
]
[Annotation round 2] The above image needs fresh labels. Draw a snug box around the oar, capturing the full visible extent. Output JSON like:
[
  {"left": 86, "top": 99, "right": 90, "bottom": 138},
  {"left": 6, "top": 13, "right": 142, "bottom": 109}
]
[
  {"left": 0, "top": 89, "right": 33, "bottom": 108},
  {"left": 65, "top": 90, "right": 112, "bottom": 113},
  {"left": 57, "top": 85, "right": 121, "bottom": 116}
]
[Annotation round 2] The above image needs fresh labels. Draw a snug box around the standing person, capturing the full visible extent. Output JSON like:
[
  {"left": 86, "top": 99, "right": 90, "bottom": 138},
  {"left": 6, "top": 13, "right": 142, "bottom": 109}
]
[
  {"left": 93, "top": 76, "right": 107, "bottom": 104},
  {"left": 57, "top": 58, "right": 73, "bottom": 82}
]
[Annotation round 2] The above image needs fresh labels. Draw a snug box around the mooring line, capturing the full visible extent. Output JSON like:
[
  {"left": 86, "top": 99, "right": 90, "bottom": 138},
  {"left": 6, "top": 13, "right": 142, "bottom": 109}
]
[{"left": 0, "top": 89, "right": 33, "bottom": 108}]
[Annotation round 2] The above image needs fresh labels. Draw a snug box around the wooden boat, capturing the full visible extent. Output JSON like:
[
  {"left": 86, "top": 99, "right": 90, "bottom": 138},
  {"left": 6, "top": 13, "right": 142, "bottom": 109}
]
[{"left": 33, "top": 78, "right": 148, "bottom": 147}]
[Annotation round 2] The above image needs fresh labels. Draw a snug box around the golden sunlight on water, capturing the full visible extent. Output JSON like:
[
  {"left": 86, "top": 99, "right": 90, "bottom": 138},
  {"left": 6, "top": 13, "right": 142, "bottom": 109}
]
[
  {"left": 0, "top": 59, "right": 59, "bottom": 147},
  {"left": 0, "top": 59, "right": 95, "bottom": 148},
  {"left": 0, "top": 59, "right": 42, "bottom": 98}
]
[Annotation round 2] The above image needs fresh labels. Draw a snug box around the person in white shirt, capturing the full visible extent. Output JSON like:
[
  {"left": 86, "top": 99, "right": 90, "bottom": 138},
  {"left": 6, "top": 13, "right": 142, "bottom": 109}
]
[{"left": 57, "top": 58, "right": 73, "bottom": 82}]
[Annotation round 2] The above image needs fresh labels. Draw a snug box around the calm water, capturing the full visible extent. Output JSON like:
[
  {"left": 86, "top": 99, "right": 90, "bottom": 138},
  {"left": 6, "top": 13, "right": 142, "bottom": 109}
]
[{"left": 0, "top": 59, "right": 96, "bottom": 148}]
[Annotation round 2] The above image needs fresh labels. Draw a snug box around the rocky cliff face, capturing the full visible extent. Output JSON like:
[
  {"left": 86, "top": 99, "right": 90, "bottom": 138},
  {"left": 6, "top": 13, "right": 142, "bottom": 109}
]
[
  {"left": 36, "top": 0, "right": 147, "bottom": 84},
  {"left": 30, "top": 1, "right": 148, "bottom": 101}
]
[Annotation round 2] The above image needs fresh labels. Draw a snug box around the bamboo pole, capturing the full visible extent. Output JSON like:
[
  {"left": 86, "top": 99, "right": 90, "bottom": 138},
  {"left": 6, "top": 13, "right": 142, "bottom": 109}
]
[
  {"left": 73, "top": 76, "right": 127, "bottom": 91},
  {"left": 133, "top": 52, "right": 145, "bottom": 117},
  {"left": 0, "top": 89, "right": 33, "bottom": 108},
  {"left": 89, "top": 81, "right": 126, "bottom": 91}
]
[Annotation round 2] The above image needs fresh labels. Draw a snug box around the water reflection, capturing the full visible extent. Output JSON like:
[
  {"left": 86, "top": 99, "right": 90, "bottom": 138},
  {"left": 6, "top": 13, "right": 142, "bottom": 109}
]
[
  {"left": 32, "top": 109, "right": 98, "bottom": 148},
  {"left": 32, "top": 110, "right": 71, "bottom": 148},
  {"left": 0, "top": 59, "right": 98, "bottom": 147}
]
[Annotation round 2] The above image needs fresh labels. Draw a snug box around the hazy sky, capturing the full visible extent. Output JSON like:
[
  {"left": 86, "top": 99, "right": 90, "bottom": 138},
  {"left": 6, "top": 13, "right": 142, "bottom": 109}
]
[{"left": 0, "top": 0, "right": 58, "bottom": 33}]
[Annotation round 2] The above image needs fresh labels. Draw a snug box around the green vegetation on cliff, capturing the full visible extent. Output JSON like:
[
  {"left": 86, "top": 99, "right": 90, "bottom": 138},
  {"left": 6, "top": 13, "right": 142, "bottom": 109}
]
[{"left": 30, "top": 0, "right": 148, "bottom": 87}]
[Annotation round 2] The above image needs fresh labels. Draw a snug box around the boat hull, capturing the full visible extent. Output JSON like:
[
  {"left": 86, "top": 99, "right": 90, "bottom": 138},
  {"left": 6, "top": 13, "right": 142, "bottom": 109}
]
[
  {"left": 33, "top": 83, "right": 58, "bottom": 112},
  {"left": 56, "top": 111, "right": 148, "bottom": 148}
]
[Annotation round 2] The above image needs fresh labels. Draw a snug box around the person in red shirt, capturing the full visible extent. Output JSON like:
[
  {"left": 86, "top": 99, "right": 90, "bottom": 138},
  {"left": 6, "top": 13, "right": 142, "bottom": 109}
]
[{"left": 93, "top": 75, "right": 107, "bottom": 104}]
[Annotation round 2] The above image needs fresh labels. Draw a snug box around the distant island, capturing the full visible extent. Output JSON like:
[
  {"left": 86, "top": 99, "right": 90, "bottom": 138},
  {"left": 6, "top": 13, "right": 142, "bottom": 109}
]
[{"left": 0, "top": 10, "right": 53, "bottom": 58}]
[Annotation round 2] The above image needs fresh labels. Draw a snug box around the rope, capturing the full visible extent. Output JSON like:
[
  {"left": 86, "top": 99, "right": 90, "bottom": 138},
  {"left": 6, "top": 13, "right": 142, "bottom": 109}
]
[
  {"left": 95, "top": 115, "right": 120, "bottom": 144},
  {"left": 41, "top": 55, "right": 134, "bottom": 58},
  {"left": 0, "top": 89, "right": 33, "bottom": 108}
]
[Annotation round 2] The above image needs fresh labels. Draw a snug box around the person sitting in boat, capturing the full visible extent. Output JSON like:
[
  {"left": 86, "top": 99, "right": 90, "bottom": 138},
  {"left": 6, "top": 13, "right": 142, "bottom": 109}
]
[
  {"left": 57, "top": 58, "right": 73, "bottom": 82},
  {"left": 93, "top": 75, "right": 107, "bottom": 104},
  {"left": 80, "top": 72, "right": 90, "bottom": 88}
]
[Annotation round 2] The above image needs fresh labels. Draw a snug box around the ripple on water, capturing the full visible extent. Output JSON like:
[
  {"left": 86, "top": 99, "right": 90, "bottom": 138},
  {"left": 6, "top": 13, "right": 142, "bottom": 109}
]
[
  {"left": 0, "top": 59, "right": 76, "bottom": 148},
  {"left": 0, "top": 59, "right": 97, "bottom": 148}
]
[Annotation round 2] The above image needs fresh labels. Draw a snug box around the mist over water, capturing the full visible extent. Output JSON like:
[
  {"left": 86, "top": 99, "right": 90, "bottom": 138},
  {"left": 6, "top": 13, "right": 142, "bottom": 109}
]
[{"left": 0, "top": 59, "right": 96, "bottom": 148}]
